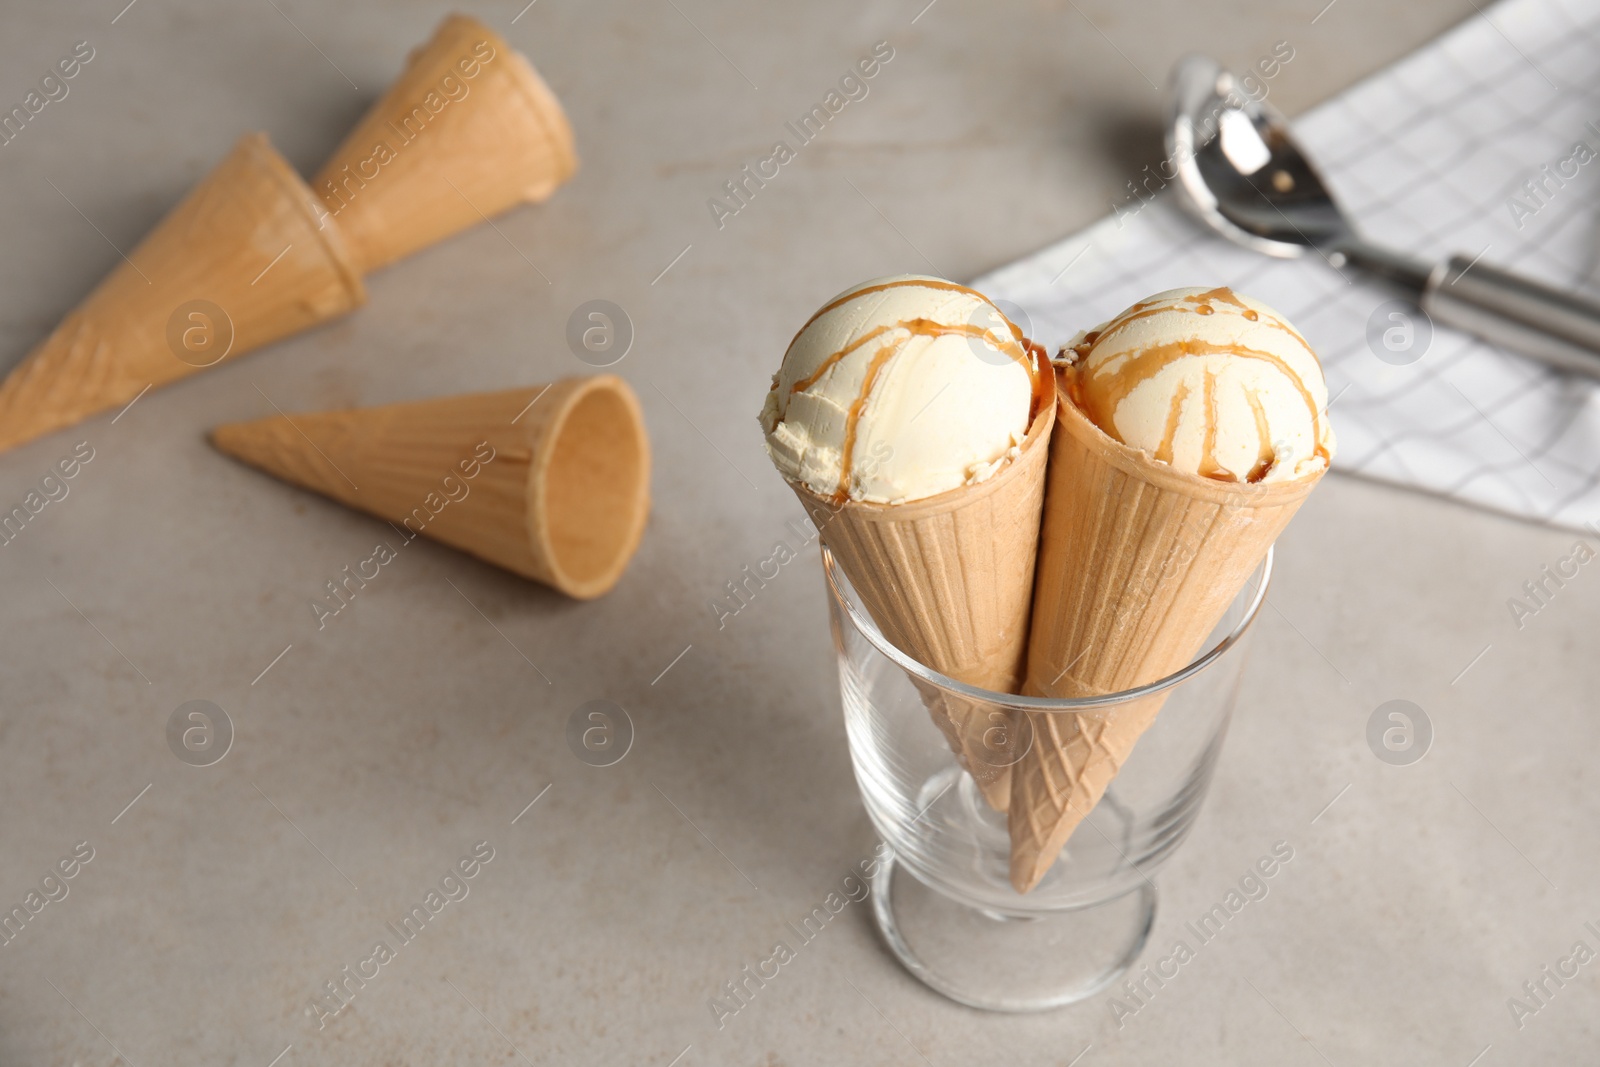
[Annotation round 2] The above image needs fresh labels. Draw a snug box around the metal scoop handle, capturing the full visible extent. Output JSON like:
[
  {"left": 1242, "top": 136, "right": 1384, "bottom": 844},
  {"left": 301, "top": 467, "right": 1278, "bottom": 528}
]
[
  {"left": 1420, "top": 255, "right": 1600, "bottom": 379},
  {"left": 1339, "top": 241, "right": 1600, "bottom": 378}
]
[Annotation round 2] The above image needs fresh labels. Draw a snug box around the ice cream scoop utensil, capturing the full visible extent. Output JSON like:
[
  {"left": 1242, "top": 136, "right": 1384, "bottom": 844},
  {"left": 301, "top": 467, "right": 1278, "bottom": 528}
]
[{"left": 1167, "top": 54, "right": 1600, "bottom": 379}]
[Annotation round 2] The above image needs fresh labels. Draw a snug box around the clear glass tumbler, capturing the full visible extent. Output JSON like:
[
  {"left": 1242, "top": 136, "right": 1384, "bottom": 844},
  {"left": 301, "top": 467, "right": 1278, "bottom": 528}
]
[{"left": 823, "top": 544, "right": 1272, "bottom": 1012}]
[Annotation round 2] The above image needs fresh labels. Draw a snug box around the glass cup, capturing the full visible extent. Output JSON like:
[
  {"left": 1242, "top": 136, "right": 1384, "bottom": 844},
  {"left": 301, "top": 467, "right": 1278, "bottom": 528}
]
[{"left": 823, "top": 544, "right": 1272, "bottom": 1012}]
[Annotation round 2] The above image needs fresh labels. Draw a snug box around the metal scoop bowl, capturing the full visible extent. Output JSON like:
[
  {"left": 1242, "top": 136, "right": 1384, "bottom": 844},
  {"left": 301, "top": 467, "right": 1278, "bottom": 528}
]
[{"left": 1167, "top": 54, "right": 1600, "bottom": 378}]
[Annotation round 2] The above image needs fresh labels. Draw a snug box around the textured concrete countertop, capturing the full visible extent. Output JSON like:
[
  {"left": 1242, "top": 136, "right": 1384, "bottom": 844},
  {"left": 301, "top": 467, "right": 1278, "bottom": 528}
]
[{"left": 4, "top": 0, "right": 1597, "bottom": 1064}]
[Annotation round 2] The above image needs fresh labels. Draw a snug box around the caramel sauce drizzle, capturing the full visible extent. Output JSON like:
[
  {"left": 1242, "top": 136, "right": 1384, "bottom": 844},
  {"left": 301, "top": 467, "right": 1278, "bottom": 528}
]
[
  {"left": 1199, "top": 286, "right": 1248, "bottom": 310},
  {"left": 774, "top": 278, "right": 1051, "bottom": 501},
  {"left": 789, "top": 323, "right": 899, "bottom": 395},
  {"left": 1088, "top": 287, "right": 1314, "bottom": 357},
  {"left": 1154, "top": 380, "right": 1189, "bottom": 464},
  {"left": 1082, "top": 337, "right": 1326, "bottom": 482},
  {"left": 1193, "top": 286, "right": 1312, "bottom": 349},
  {"left": 835, "top": 336, "right": 901, "bottom": 502},
  {"left": 1197, "top": 370, "right": 1224, "bottom": 479},
  {"left": 1023, "top": 338, "right": 1052, "bottom": 421},
  {"left": 1244, "top": 388, "right": 1276, "bottom": 481},
  {"left": 784, "top": 277, "right": 1025, "bottom": 355},
  {"left": 1147, "top": 368, "right": 1277, "bottom": 480},
  {"left": 778, "top": 310, "right": 1043, "bottom": 501},
  {"left": 1063, "top": 288, "right": 1332, "bottom": 483},
  {"left": 1085, "top": 337, "right": 1320, "bottom": 437},
  {"left": 796, "top": 319, "right": 1032, "bottom": 390},
  {"left": 823, "top": 319, "right": 1037, "bottom": 501}
]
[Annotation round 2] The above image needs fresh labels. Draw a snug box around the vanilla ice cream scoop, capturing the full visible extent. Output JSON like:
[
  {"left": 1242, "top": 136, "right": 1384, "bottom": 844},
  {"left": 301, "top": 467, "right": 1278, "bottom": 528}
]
[
  {"left": 760, "top": 274, "right": 1044, "bottom": 503},
  {"left": 1065, "top": 286, "right": 1334, "bottom": 483}
]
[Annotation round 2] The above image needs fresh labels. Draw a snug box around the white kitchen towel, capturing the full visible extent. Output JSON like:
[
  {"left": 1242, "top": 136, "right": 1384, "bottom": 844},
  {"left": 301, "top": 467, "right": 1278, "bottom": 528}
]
[{"left": 976, "top": 0, "right": 1600, "bottom": 529}]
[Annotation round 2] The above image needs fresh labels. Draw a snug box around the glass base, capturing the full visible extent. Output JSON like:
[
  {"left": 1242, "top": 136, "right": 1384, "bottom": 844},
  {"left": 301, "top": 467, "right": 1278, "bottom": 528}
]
[{"left": 869, "top": 850, "right": 1157, "bottom": 1012}]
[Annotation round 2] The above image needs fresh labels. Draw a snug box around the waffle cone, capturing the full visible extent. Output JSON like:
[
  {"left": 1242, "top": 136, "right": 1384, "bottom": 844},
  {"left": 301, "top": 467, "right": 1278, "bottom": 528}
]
[
  {"left": 0, "top": 133, "right": 364, "bottom": 454},
  {"left": 794, "top": 384, "right": 1055, "bottom": 811},
  {"left": 210, "top": 376, "right": 649, "bottom": 599},
  {"left": 312, "top": 13, "right": 578, "bottom": 273},
  {"left": 1008, "top": 372, "right": 1322, "bottom": 892}
]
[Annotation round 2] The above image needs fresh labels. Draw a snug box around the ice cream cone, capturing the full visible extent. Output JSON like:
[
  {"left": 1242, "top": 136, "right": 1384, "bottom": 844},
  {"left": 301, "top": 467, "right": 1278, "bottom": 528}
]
[
  {"left": 312, "top": 13, "right": 578, "bottom": 274},
  {"left": 792, "top": 382, "right": 1055, "bottom": 811},
  {"left": 210, "top": 376, "right": 649, "bottom": 599},
  {"left": 1007, "top": 374, "right": 1321, "bottom": 891},
  {"left": 0, "top": 133, "right": 364, "bottom": 454}
]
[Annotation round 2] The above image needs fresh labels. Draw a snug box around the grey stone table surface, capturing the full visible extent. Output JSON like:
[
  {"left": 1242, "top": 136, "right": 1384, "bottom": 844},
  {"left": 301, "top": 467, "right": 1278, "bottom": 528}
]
[{"left": 2, "top": 0, "right": 1596, "bottom": 1064}]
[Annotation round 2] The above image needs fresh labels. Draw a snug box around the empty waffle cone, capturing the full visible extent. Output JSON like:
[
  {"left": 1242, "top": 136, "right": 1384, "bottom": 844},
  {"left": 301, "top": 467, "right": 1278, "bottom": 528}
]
[
  {"left": 313, "top": 13, "right": 578, "bottom": 273},
  {"left": 1008, "top": 373, "right": 1321, "bottom": 892},
  {"left": 793, "top": 382, "right": 1055, "bottom": 811},
  {"left": 0, "top": 133, "right": 365, "bottom": 454},
  {"left": 210, "top": 376, "right": 649, "bottom": 599}
]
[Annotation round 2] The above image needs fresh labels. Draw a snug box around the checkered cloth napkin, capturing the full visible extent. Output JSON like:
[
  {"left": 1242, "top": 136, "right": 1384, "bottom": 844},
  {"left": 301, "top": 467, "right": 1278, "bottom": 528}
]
[{"left": 977, "top": 0, "right": 1600, "bottom": 530}]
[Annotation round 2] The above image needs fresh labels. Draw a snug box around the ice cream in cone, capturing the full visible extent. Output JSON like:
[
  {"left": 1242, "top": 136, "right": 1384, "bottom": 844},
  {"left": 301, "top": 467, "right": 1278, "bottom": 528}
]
[
  {"left": 0, "top": 133, "right": 365, "bottom": 454},
  {"left": 210, "top": 376, "right": 649, "bottom": 599},
  {"left": 760, "top": 275, "right": 1055, "bottom": 810},
  {"left": 312, "top": 13, "right": 578, "bottom": 274},
  {"left": 1008, "top": 286, "right": 1335, "bottom": 892}
]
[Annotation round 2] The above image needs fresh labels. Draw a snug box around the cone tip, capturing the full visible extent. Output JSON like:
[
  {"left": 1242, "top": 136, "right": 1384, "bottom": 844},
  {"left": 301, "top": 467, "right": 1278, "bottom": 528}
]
[
  {"left": 1009, "top": 853, "right": 1047, "bottom": 895},
  {"left": 208, "top": 423, "right": 235, "bottom": 450},
  {"left": 208, "top": 418, "right": 272, "bottom": 463}
]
